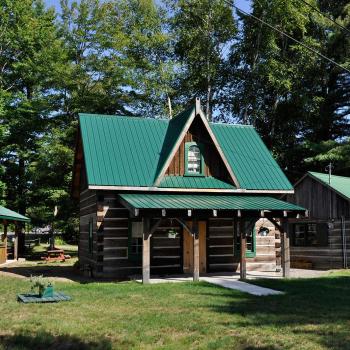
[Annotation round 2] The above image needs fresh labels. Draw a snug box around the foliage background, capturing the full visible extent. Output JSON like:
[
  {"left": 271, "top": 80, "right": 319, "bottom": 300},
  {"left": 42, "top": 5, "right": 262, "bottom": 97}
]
[{"left": 0, "top": 0, "right": 349, "bottom": 239}]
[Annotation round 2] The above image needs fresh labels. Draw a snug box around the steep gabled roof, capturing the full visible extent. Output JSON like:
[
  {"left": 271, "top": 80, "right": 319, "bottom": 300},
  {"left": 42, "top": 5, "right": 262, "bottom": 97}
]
[
  {"left": 153, "top": 102, "right": 240, "bottom": 187},
  {"left": 306, "top": 171, "right": 350, "bottom": 201},
  {"left": 77, "top": 106, "right": 293, "bottom": 192}
]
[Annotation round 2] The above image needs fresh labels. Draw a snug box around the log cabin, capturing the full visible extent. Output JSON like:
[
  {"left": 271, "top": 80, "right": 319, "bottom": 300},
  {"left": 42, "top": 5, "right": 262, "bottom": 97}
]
[
  {"left": 72, "top": 99, "right": 306, "bottom": 282},
  {"left": 286, "top": 171, "right": 350, "bottom": 270}
]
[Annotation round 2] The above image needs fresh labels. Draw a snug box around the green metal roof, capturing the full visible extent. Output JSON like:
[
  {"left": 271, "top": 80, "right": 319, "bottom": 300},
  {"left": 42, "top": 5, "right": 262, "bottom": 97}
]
[
  {"left": 159, "top": 176, "right": 236, "bottom": 189},
  {"left": 119, "top": 193, "right": 304, "bottom": 211},
  {"left": 79, "top": 109, "right": 293, "bottom": 191},
  {"left": 211, "top": 124, "right": 292, "bottom": 190},
  {"left": 80, "top": 114, "right": 168, "bottom": 187},
  {"left": 0, "top": 206, "right": 30, "bottom": 222},
  {"left": 308, "top": 172, "right": 350, "bottom": 200}
]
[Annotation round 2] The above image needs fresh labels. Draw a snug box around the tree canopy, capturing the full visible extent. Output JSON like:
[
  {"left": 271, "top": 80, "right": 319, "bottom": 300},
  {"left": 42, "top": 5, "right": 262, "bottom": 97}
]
[{"left": 0, "top": 0, "right": 349, "bottom": 238}]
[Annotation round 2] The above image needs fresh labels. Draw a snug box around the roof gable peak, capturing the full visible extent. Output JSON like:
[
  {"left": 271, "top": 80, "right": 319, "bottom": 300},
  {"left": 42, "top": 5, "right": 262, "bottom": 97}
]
[{"left": 153, "top": 98, "right": 240, "bottom": 188}]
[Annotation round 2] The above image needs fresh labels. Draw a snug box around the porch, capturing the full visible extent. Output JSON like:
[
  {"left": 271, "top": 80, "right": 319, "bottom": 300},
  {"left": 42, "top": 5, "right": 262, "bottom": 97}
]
[{"left": 118, "top": 193, "right": 306, "bottom": 284}]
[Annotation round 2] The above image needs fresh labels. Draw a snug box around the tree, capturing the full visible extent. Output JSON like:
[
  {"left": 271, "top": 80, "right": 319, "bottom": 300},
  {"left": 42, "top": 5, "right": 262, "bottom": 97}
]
[
  {"left": 0, "top": 0, "right": 67, "bottom": 219},
  {"left": 167, "top": 0, "right": 237, "bottom": 120},
  {"left": 231, "top": 0, "right": 350, "bottom": 180}
]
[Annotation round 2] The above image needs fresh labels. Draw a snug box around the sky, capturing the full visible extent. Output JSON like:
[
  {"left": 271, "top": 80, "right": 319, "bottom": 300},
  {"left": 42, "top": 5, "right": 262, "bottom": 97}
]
[{"left": 44, "top": 0, "right": 252, "bottom": 13}]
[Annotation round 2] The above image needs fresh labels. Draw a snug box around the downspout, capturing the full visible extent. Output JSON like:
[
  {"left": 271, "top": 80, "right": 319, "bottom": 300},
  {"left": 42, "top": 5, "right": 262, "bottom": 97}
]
[{"left": 341, "top": 216, "right": 347, "bottom": 269}]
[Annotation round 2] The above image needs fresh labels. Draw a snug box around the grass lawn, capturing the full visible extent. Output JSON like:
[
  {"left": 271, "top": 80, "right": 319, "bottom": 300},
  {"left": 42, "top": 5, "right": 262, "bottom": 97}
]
[{"left": 0, "top": 271, "right": 350, "bottom": 350}]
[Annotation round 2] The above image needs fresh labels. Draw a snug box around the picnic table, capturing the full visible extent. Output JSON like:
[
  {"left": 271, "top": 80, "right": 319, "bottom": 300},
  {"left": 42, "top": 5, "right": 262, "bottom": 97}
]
[{"left": 41, "top": 249, "right": 66, "bottom": 262}]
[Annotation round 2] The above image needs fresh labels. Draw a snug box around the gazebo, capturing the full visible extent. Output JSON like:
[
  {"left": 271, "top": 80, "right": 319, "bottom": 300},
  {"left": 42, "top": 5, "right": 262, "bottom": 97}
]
[{"left": 0, "top": 206, "right": 30, "bottom": 264}]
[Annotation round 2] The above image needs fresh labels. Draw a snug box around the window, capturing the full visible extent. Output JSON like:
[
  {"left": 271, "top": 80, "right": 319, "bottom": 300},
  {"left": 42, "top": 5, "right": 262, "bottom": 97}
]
[
  {"left": 88, "top": 218, "right": 93, "bottom": 254},
  {"left": 128, "top": 221, "right": 143, "bottom": 259},
  {"left": 185, "top": 142, "right": 204, "bottom": 176},
  {"left": 235, "top": 222, "right": 256, "bottom": 258},
  {"left": 291, "top": 223, "right": 328, "bottom": 247}
]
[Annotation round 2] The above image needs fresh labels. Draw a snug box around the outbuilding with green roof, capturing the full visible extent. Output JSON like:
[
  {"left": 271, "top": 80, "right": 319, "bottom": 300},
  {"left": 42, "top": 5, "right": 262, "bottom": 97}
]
[
  {"left": 286, "top": 171, "right": 350, "bottom": 270},
  {"left": 0, "top": 206, "right": 30, "bottom": 264}
]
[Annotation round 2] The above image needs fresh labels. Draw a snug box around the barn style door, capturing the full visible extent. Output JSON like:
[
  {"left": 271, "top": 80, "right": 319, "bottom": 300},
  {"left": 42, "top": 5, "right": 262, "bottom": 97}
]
[{"left": 183, "top": 221, "right": 207, "bottom": 274}]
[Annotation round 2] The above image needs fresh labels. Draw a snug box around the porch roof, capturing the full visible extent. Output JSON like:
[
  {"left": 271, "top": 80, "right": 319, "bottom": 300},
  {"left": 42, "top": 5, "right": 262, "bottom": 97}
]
[
  {"left": 0, "top": 206, "right": 30, "bottom": 222},
  {"left": 119, "top": 193, "right": 304, "bottom": 213}
]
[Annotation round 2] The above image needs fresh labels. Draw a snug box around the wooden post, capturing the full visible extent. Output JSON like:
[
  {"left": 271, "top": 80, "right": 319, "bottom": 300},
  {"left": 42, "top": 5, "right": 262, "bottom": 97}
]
[
  {"left": 239, "top": 219, "right": 247, "bottom": 280},
  {"left": 281, "top": 219, "right": 290, "bottom": 278},
  {"left": 193, "top": 219, "right": 199, "bottom": 282},
  {"left": 142, "top": 218, "right": 151, "bottom": 284},
  {"left": 3, "top": 223, "right": 7, "bottom": 248},
  {"left": 14, "top": 222, "right": 18, "bottom": 260}
]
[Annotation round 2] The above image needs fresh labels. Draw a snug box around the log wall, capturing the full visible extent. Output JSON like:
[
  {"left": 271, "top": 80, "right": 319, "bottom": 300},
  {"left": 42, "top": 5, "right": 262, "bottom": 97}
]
[
  {"left": 81, "top": 191, "right": 183, "bottom": 279},
  {"left": 207, "top": 218, "right": 277, "bottom": 272},
  {"left": 79, "top": 189, "right": 97, "bottom": 275},
  {"left": 290, "top": 219, "right": 350, "bottom": 269},
  {"left": 80, "top": 191, "right": 280, "bottom": 278},
  {"left": 286, "top": 176, "right": 350, "bottom": 220}
]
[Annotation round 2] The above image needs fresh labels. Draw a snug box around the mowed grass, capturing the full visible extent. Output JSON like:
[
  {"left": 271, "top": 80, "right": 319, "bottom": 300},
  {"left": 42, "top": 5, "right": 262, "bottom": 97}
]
[{"left": 0, "top": 271, "right": 350, "bottom": 350}]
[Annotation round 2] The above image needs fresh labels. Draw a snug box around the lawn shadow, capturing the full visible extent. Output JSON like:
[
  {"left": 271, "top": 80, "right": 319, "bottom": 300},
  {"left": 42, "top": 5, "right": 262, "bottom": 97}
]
[
  {"left": 201, "top": 276, "right": 350, "bottom": 350},
  {"left": 0, "top": 331, "right": 112, "bottom": 350},
  {"left": 0, "top": 264, "right": 92, "bottom": 283}
]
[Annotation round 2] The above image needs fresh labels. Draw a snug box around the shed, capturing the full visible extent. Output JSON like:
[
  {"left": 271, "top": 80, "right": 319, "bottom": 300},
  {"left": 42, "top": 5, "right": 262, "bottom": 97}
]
[
  {"left": 0, "top": 206, "right": 30, "bottom": 264},
  {"left": 286, "top": 171, "right": 350, "bottom": 269}
]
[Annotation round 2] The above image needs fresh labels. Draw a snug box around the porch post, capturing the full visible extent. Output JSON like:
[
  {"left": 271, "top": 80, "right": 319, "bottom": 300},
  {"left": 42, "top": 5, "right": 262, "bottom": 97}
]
[
  {"left": 281, "top": 219, "right": 290, "bottom": 278},
  {"left": 193, "top": 219, "right": 199, "bottom": 282},
  {"left": 14, "top": 222, "right": 18, "bottom": 260},
  {"left": 239, "top": 219, "right": 247, "bottom": 280},
  {"left": 3, "top": 223, "right": 7, "bottom": 248},
  {"left": 142, "top": 218, "right": 151, "bottom": 284}
]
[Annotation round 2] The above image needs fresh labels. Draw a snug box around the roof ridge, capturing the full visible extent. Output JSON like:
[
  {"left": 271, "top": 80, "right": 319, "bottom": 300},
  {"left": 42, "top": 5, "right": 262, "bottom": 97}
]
[
  {"left": 79, "top": 113, "right": 169, "bottom": 122},
  {"left": 309, "top": 171, "right": 350, "bottom": 179}
]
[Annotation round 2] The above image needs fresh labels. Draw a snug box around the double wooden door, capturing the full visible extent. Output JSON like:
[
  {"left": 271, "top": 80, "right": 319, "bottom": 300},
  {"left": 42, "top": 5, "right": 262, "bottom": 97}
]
[{"left": 183, "top": 221, "right": 207, "bottom": 274}]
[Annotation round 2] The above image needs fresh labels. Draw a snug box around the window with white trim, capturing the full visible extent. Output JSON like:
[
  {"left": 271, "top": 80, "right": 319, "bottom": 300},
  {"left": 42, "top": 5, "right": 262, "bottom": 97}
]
[
  {"left": 188, "top": 145, "right": 201, "bottom": 173},
  {"left": 185, "top": 142, "right": 204, "bottom": 176}
]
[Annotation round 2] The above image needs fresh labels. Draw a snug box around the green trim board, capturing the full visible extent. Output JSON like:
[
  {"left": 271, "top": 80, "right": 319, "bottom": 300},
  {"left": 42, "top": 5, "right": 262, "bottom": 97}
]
[
  {"left": 184, "top": 142, "right": 205, "bottom": 176},
  {"left": 0, "top": 206, "right": 30, "bottom": 222},
  {"left": 78, "top": 104, "right": 293, "bottom": 191},
  {"left": 307, "top": 171, "right": 350, "bottom": 201},
  {"left": 119, "top": 193, "right": 305, "bottom": 211}
]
